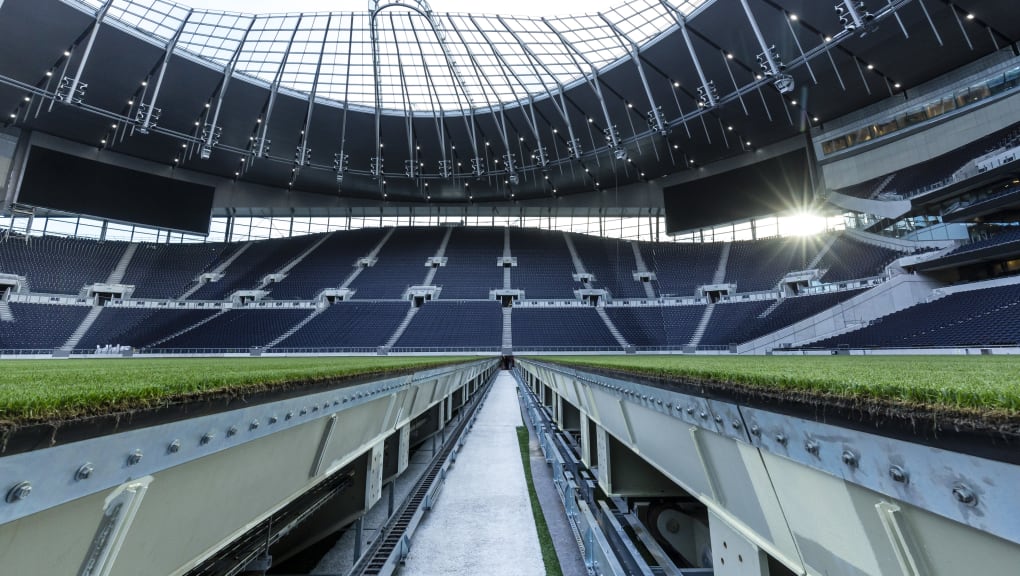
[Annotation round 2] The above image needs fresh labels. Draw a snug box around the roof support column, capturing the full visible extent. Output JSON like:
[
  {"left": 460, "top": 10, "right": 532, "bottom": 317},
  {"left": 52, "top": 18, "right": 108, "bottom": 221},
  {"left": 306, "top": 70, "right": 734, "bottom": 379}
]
[
  {"left": 138, "top": 10, "right": 193, "bottom": 134},
  {"left": 737, "top": 0, "right": 795, "bottom": 94},
  {"left": 202, "top": 18, "right": 256, "bottom": 158},
  {"left": 62, "top": 0, "right": 113, "bottom": 105},
  {"left": 661, "top": 1, "right": 718, "bottom": 108},
  {"left": 258, "top": 16, "right": 304, "bottom": 159},
  {"left": 599, "top": 14, "right": 667, "bottom": 136},
  {"left": 295, "top": 14, "right": 333, "bottom": 178}
]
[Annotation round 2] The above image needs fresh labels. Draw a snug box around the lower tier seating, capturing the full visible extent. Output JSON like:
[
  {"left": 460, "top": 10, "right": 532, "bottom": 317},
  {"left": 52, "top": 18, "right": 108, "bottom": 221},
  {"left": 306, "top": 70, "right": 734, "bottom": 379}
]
[
  {"left": 511, "top": 307, "right": 618, "bottom": 349},
  {"left": 0, "top": 303, "right": 90, "bottom": 350},
  {"left": 275, "top": 302, "right": 410, "bottom": 349},
  {"left": 79, "top": 307, "right": 220, "bottom": 350},
  {"left": 395, "top": 301, "right": 502, "bottom": 349},
  {"left": 157, "top": 308, "right": 308, "bottom": 349}
]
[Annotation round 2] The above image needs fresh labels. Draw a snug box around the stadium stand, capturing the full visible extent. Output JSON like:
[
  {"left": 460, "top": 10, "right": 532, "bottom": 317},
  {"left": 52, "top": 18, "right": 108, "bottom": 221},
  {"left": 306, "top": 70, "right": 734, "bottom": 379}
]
[
  {"left": 509, "top": 228, "right": 580, "bottom": 299},
  {"left": 570, "top": 234, "right": 646, "bottom": 299},
  {"left": 640, "top": 241, "right": 722, "bottom": 296},
  {"left": 0, "top": 303, "right": 91, "bottom": 350},
  {"left": 511, "top": 307, "right": 619, "bottom": 349},
  {"left": 948, "top": 226, "right": 1020, "bottom": 256},
  {"left": 274, "top": 302, "right": 410, "bottom": 349},
  {"left": 123, "top": 242, "right": 236, "bottom": 299},
  {"left": 188, "top": 234, "right": 321, "bottom": 300},
  {"left": 804, "top": 283, "right": 1020, "bottom": 348},
  {"left": 817, "top": 236, "right": 902, "bottom": 282},
  {"left": 348, "top": 228, "right": 445, "bottom": 299},
  {"left": 157, "top": 308, "right": 308, "bottom": 349},
  {"left": 432, "top": 227, "right": 504, "bottom": 299},
  {"left": 77, "top": 307, "right": 220, "bottom": 350},
  {"left": 395, "top": 301, "right": 502, "bottom": 349},
  {"left": 268, "top": 229, "right": 386, "bottom": 300},
  {"left": 698, "top": 300, "right": 776, "bottom": 347},
  {"left": 604, "top": 305, "right": 705, "bottom": 348},
  {"left": 725, "top": 237, "right": 811, "bottom": 292},
  {"left": 0, "top": 236, "right": 127, "bottom": 294}
]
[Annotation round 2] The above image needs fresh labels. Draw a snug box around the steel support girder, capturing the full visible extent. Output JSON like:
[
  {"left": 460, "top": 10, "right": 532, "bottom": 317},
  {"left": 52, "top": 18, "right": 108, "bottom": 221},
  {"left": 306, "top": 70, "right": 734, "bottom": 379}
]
[
  {"left": 139, "top": 9, "right": 195, "bottom": 132},
  {"left": 599, "top": 13, "right": 667, "bottom": 135},
  {"left": 206, "top": 18, "right": 257, "bottom": 152},
  {"left": 63, "top": 0, "right": 113, "bottom": 105},
  {"left": 258, "top": 16, "right": 304, "bottom": 158}
]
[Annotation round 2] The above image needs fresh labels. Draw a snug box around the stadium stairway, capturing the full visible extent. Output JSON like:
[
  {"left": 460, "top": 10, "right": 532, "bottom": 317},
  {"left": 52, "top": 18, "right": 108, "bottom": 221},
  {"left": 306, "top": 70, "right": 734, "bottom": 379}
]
[
  {"left": 147, "top": 309, "right": 229, "bottom": 348},
  {"left": 712, "top": 243, "right": 731, "bottom": 284},
  {"left": 422, "top": 227, "right": 454, "bottom": 286},
  {"left": 805, "top": 234, "right": 840, "bottom": 271},
  {"left": 106, "top": 243, "right": 138, "bottom": 285},
  {"left": 257, "top": 232, "right": 335, "bottom": 289},
  {"left": 870, "top": 173, "right": 898, "bottom": 199},
  {"left": 340, "top": 228, "right": 396, "bottom": 290},
  {"left": 502, "top": 307, "right": 512, "bottom": 351},
  {"left": 562, "top": 232, "right": 587, "bottom": 275},
  {"left": 0, "top": 301, "right": 13, "bottom": 322},
  {"left": 630, "top": 241, "right": 656, "bottom": 299},
  {"left": 60, "top": 306, "right": 104, "bottom": 351},
  {"left": 179, "top": 241, "right": 253, "bottom": 300},
  {"left": 688, "top": 303, "right": 716, "bottom": 347},
  {"left": 596, "top": 307, "right": 631, "bottom": 351},
  {"left": 266, "top": 307, "right": 326, "bottom": 349},
  {"left": 383, "top": 306, "right": 420, "bottom": 350}
]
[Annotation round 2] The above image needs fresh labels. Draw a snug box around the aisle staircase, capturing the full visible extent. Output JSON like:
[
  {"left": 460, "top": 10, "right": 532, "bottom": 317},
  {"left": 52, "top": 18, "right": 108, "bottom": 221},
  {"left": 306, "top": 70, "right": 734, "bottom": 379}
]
[
  {"left": 258, "top": 232, "right": 335, "bottom": 289},
  {"left": 60, "top": 306, "right": 103, "bottom": 351},
  {"left": 340, "top": 229, "right": 396, "bottom": 290},
  {"left": 501, "top": 308, "right": 512, "bottom": 351},
  {"left": 0, "top": 301, "right": 13, "bottom": 322},
  {"left": 712, "top": 243, "right": 731, "bottom": 284},
  {"left": 265, "top": 307, "right": 326, "bottom": 349},
  {"left": 147, "top": 309, "right": 228, "bottom": 348},
  {"left": 596, "top": 307, "right": 631, "bottom": 352},
  {"left": 630, "top": 241, "right": 656, "bottom": 299},
  {"left": 383, "top": 306, "right": 419, "bottom": 350},
  {"left": 179, "top": 241, "right": 253, "bottom": 300},
  {"left": 688, "top": 303, "right": 716, "bottom": 348},
  {"left": 106, "top": 243, "right": 138, "bottom": 284}
]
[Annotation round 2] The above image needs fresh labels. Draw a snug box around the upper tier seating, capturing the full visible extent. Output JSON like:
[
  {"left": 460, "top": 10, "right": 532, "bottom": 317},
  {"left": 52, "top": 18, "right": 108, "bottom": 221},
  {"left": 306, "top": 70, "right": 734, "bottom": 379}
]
[
  {"left": 509, "top": 229, "right": 579, "bottom": 299},
  {"left": 348, "top": 228, "right": 445, "bottom": 299},
  {"left": 818, "top": 237, "right": 901, "bottom": 282},
  {"left": 640, "top": 241, "right": 723, "bottom": 296},
  {"left": 157, "top": 308, "right": 308, "bottom": 349},
  {"left": 395, "top": 301, "right": 502, "bottom": 349},
  {"left": 78, "top": 307, "right": 219, "bottom": 349},
  {"left": 511, "top": 307, "right": 618, "bottom": 349},
  {"left": 189, "top": 235, "right": 322, "bottom": 300},
  {"left": 948, "top": 226, "right": 1020, "bottom": 257},
  {"left": 571, "top": 234, "right": 646, "bottom": 299},
  {"left": 0, "top": 303, "right": 90, "bottom": 350},
  {"left": 0, "top": 236, "right": 127, "bottom": 294},
  {"left": 805, "top": 283, "right": 1020, "bottom": 348},
  {"left": 432, "top": 227, "right": 505, "bottom": 299},
  {"left": 725, "top": 237, "right": 811, "bottom": 292},
  {"left": 268, "top": 229, "right": 386, "bottom": 300},
  {"left": 123, "top": 242, "right": 236, "bottom": 299},
  {"left": 274, "top": 302, "right": 410, "bottom": 349},
  {"left": 605, "top": 305, "right": 704, "bottom": 348}
]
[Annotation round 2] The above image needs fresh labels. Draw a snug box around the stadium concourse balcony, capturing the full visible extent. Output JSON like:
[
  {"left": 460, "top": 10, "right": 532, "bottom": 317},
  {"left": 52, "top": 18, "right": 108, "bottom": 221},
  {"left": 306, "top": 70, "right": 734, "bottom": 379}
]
[
  {"left": 639, "top": 241, "right": 722, "bottom": 297},
  {"left": 188, "top": 234, "right": 322, "bottom": 300},
  {"left": 157, "top": 308, "right": 308, "bottom": 350},
  {"left": 511, "top": 306, "right": 619, "bottom": 350},
  {"left": 0, "top": 302, "right": 90, "bottom": 350},
  {"left": 947, "top": 226, "right": 1020, "bottom": 257},
  {"left": 77, "top": 307, "right": 219, "bottom": 350},
  {"left": 348, "top": 228, "right": 445, "bottom": 299},
  {"left": 509, "top": 228, "right": 579, "bottom": 299},
  {"left": 432, "top": 227, "right": 505, "bottom": 299},
  {"left": 394, "top": 301, "right": 503, "bottom": 349},
  {"left": 570, "top": 234, "right": 646, "bottom": 298},
  {"left": 274, "top": 302, "right": 409, "bottom": 350},
  {"left": 604, "top": 305, "right": 705, "bottom": 348},
  {"left": 123, "top": 242, "right": 237, "bottom": 299},
  {"left": 0, "top": 235, "right": 127, "bottom": 294},
  {"left": 803, "top": 283, "right": 1020, "bottom": 349},
  {"left": 268, "top": 228, "right": 386, "bottom": 300}
]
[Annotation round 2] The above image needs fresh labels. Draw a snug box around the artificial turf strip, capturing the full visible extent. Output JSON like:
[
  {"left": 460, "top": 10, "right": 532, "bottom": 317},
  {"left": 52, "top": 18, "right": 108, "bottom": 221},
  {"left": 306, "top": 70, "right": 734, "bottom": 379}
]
[
  {"left": 537, "top": 355, "right": 1020, "bottom": 416},
  {"left": 517, "top": 425, "right": 565, "bottom": 576},
  {"left": 0, "top": 356, "right": 474, "bottom": 424}
]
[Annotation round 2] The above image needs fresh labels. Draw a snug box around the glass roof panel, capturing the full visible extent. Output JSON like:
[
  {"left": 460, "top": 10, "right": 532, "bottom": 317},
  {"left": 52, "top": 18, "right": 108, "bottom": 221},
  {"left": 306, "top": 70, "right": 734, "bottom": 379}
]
[{"left": 64, "top": 0, "right": 709, "bottom": 113}]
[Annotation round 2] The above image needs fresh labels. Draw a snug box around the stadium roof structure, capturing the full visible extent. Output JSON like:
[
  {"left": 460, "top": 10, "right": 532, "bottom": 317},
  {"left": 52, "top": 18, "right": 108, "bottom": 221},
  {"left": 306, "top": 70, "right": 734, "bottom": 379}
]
[{"left": 0, "top": 0, "right": 1017, "bottom": 208}]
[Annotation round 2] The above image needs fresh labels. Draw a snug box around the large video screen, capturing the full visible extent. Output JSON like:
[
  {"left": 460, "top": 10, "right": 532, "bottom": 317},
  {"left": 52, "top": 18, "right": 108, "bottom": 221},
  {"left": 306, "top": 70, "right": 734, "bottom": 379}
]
[
  {"left": 18, "top": 147, "right": 214, "bottom": 234},
  {"left": 663, "top": 149, "right": 814, "bottom": 234}
]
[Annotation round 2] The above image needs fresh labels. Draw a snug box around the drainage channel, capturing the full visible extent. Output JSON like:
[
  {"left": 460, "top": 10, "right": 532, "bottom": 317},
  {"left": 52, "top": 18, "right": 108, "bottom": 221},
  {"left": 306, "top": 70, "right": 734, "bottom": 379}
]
[{"left": 348, "top": 372, "right": 496, "bottom": 576}]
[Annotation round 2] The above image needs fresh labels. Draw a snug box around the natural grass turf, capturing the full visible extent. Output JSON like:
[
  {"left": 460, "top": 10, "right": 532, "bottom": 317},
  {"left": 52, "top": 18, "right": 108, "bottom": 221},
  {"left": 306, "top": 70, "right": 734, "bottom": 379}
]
[
  {"left": 0, "top": 356, "right": 474, "bottom": 424},
  {"left": 536, "top": 355, "right": 1020, "bottom": 416},
  {"left": 517, "top": 425, "right": 564, "bottom": 576}
]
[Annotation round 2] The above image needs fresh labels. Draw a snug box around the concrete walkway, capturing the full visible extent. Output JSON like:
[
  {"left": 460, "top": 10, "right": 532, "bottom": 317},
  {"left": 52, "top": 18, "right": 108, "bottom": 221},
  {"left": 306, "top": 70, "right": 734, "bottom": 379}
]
[{"left": 399, "top": 371, "right": 545, "bottom": 576}]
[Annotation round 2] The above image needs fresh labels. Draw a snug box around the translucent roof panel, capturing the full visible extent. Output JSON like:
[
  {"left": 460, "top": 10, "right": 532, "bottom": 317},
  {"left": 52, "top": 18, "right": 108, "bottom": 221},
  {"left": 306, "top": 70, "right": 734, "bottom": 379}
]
[{"left": 68, "top": 0, "right": 709, "bottom": 113}]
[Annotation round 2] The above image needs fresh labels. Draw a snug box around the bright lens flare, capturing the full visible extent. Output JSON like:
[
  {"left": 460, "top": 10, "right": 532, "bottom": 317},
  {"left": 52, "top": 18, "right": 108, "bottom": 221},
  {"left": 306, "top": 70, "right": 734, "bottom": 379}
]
[{"left": 780, "top": 212, "right": 827, "bottom": 236}]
